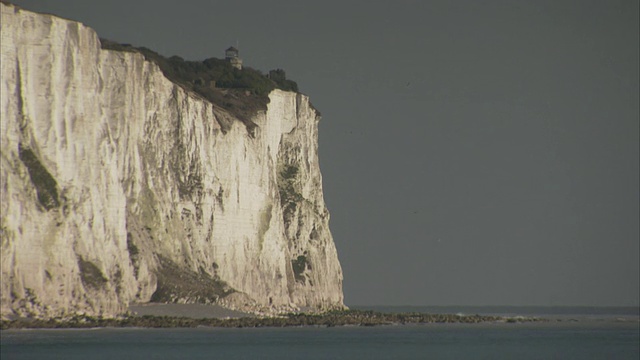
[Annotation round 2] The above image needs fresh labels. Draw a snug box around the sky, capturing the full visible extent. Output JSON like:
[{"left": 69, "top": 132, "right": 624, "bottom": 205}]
[{"left": 9, "top": 0, "right": 639, "bottom": 307}]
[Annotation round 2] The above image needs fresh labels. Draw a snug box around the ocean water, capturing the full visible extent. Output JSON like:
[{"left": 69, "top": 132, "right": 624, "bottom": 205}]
[
  {"left": 2, "top": 307, "right": 638, "bottom": 360},
  {"left": 352, "top": 305, "right": 640, "bottom": 321}
]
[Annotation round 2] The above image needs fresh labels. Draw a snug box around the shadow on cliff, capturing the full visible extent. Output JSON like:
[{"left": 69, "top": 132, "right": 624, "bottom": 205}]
[{"left": 150, "top": 256, "right": 235, "bottom": 304}]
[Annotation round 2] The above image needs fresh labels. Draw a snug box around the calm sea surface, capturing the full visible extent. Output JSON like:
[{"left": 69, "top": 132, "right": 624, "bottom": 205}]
[{"left": 2, "top": 307, "right": 638, "bottom": 360}]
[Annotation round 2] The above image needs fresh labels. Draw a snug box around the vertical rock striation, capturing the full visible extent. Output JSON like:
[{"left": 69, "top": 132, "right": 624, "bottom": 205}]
[{"left": 0, "top": 3, "right": 344, "bottom": 318}]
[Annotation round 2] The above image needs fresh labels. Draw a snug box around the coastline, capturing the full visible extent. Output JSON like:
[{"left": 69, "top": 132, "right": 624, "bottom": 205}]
[
  {"left": 3, "top": 304, "right": 637, "bottom": 330},
  {"left": 0, "top": 309, "right": 549, "bottom": 330}
]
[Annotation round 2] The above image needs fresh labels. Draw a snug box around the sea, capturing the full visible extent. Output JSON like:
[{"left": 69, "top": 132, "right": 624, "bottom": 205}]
[{"left": 1, "top": 306, "right": 638, "bottom": 360}]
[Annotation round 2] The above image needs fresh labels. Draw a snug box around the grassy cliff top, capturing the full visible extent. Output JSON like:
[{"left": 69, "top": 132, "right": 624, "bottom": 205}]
[{"left": 100, "top": 39, "right": 299, "bottom": 131}]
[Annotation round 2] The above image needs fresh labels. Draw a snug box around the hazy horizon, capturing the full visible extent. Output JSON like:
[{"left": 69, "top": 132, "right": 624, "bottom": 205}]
[{"left": 8, "top": 0, "right": 639, "bottom": 307}]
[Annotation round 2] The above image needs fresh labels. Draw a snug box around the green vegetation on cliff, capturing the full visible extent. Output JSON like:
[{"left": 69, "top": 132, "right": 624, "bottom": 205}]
[
  {"left": 18, "top": 146, "right": 60, "bottom": 210},
  {"left": 277, "top": 164, "right": 303, "bottom": 223},
  {"left": 100, "top": 39, "right": 298, "bottom": 127}
]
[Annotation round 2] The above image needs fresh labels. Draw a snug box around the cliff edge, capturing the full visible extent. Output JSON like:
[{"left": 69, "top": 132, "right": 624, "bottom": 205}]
[{"left": 0, "top": 3, "right": 344, "bottom": 318}]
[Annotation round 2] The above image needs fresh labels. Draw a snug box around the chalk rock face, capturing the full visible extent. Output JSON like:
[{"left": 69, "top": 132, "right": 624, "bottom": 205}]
[{"left": 0, "top": 3, "right": 344, "bottom": 318}]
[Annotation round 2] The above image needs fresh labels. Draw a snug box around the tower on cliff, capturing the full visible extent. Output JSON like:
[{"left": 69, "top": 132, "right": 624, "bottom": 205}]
[{"left": 225, "top": 46, "right": 243, "bottom": 70}]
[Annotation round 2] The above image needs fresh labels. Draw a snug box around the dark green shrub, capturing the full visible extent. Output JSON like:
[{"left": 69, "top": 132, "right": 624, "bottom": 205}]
[
  {"left": 77, "top": 257, "right": 108, "bottom": 290},
  {"left": 291, "top": 255, "right": 308, "bottom": 282},
  {"left": 18, "top": 145, "right": 60, "bottom": 210}
]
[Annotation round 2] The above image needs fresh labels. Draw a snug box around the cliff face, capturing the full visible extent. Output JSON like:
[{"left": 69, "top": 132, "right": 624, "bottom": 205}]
[{"left": 0, "top": 3, "right": 344, "bottom": 318}]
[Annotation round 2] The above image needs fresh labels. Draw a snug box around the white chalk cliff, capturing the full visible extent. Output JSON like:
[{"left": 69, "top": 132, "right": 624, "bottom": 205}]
[{"left": 0, "top": 3, "right": 344, "bottom": 318}]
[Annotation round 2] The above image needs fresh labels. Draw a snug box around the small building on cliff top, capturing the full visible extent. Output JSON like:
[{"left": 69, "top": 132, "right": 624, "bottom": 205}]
[{"left": 225, "top": 46, "right": 243, "bottom": 70}]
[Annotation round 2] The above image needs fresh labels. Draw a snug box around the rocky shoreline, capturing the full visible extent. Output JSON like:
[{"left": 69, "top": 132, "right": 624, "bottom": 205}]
[{"left": 0, "top": 310, "right": 546, "bottom": 330}]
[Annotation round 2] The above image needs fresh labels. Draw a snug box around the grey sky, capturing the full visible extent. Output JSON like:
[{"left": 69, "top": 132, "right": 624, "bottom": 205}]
[{"left": 9, "top": 0, "right": 639, "bottom": 306}]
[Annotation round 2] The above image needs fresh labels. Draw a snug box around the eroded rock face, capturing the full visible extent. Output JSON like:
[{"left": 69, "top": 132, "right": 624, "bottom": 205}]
[{"left": 0, "top": 3, "right": 344, "bottom": 318}]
